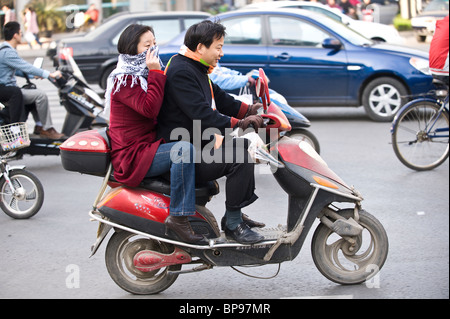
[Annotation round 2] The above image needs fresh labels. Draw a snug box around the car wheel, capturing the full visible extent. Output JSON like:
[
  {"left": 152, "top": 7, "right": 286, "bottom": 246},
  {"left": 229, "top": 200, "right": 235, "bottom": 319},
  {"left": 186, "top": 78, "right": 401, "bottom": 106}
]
[
  {"left": 415, "top": 35, "right": 427, "bottom": 43},
  {"left": 362, "top": 77, "right": 408, "bottom": 122},
  {"left": 100, "top": 65, "right": 117, "bottom": 90}
]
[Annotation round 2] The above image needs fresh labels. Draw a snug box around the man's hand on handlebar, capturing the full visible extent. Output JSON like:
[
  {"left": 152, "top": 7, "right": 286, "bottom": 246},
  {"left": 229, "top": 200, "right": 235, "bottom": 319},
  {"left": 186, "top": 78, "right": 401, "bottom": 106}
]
[
  {"left": 236, "top": 115, "right": 265, "bottom": 132},
  {"left": 49, "top": 71, "right": 62, "bottom": 79}
]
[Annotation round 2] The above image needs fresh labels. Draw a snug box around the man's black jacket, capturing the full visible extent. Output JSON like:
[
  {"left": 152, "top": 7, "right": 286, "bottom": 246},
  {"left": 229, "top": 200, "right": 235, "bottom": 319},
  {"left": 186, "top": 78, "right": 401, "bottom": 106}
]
[{"left": 157, "top": 54, "right": 248, "bottom": 146}]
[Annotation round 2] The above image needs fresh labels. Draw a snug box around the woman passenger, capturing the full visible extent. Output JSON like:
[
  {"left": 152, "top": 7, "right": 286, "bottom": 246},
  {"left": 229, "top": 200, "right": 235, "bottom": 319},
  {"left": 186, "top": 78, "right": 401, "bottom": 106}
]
[{"left": 105, "top": 24, "right": 202, "bottom": 244}]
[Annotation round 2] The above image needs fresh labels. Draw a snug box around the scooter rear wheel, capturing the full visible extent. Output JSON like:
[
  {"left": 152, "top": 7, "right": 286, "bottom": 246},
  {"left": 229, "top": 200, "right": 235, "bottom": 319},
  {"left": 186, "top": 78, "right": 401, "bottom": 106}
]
[
  {"left": 105, "top": 230, "right": 181, "bottom": 295},
  {"left": 311, "top": 209, "right": 388, "bottom": 285},
  {"left": 0, "top": 169, "right": 44, "bottom": 219}
]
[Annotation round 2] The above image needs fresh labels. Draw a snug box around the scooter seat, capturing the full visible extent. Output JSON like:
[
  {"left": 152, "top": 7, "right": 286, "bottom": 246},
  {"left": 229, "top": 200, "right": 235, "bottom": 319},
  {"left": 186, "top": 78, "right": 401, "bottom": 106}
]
[
  {"left": 139, "top": 177, "right": 220, "bottom": 198},
  {"left": 99, "top": 128, "right": 220, "bottom": 199}
]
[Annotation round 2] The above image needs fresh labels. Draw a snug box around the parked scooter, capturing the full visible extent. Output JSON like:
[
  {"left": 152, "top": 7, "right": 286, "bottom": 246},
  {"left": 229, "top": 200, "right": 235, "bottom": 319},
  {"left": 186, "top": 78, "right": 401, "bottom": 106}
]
[
  {"left": 0, "top": 122, "right": 44, "bottom": 219},
  {"left": 0, "top": 54, "right": 107, "bottom": 160},
  {"left": 61, "top": 69, "right": 388, "bottom": 295}
]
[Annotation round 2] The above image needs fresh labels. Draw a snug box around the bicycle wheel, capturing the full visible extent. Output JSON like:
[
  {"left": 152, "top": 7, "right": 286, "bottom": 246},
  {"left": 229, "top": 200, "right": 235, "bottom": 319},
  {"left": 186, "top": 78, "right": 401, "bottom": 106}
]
[
  {"left": 392, "top": 100, "right": 449, "bottom": 171},
  {"left": 0, "top": 169, "right": 44, "bottom": 219}
]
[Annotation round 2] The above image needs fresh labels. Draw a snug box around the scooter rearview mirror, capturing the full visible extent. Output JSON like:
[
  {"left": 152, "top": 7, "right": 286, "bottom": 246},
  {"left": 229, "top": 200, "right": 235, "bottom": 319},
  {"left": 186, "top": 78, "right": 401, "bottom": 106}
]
[
  {"left": 33, "top": 57, "right": 44, "bottom": 69},
  {"left": 258, "top": 68, "right": 270, "bottom": 113},
  {"left": 256, "top": 77, "right": 263, "bottom": 98}
]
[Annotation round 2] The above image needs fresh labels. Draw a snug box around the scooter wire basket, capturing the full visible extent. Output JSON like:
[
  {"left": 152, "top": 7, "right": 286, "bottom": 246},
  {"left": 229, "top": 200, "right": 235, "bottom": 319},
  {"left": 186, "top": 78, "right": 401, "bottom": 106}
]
[{"left": 0, "top": 122, "right": 31, "bottom": 152}]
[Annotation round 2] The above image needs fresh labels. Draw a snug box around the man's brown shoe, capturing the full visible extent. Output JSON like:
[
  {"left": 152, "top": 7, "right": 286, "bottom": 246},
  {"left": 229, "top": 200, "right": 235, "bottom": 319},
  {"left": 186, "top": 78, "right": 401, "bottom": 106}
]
[
  {"left": 33, "top": 125, "right": 43, "bottom": 135},
  {"left": 40, "top": 127, "right": 65, "bottom": 140},
  {"left": 165, "top": 216, "right": 206, "bottom": 244}
]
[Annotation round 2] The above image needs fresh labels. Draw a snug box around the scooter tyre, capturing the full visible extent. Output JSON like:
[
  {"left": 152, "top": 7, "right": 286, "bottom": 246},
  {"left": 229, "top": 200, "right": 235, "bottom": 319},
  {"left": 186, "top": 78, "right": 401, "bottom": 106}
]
[
  {"left": 311, "top": 209, "right": 388, "bottom": 285},
  {"left": 285, "top": 129, "right": 321, "bottom": 154},
  {"left": 0, "top": 169, "right": 44, "bottom": 219},
  {"left": 105, "top": 230, "right": 181, "bottom": 295}
]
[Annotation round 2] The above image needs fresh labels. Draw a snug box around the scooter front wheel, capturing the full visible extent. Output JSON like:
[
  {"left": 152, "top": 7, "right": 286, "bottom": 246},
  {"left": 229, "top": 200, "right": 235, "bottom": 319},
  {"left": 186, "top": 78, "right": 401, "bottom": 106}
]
[
  {"left": 105, "top": 230, "right": 181, "bottom": 295},
  {"left": 311, "top": 209, "right": 388, "bottom": 285},
  {"left": 0, "top": 169, "right": 44, "bottom": 219},
  {"left": 285, "top": 129, "right": 321, "bottom": 154}
]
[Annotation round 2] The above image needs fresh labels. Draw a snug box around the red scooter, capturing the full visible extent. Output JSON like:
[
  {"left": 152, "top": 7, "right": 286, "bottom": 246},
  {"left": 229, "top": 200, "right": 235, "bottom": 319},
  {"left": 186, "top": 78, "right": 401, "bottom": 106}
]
[{"left": 61, "top": 69, "right": 388, "bottom": 295}]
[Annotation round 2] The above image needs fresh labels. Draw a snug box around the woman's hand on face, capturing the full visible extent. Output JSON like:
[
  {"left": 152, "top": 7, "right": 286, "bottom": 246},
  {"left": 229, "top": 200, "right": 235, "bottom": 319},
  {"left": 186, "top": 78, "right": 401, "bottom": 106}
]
[{"left": 146, "top": 49, "right": 161, "bottom": 71}]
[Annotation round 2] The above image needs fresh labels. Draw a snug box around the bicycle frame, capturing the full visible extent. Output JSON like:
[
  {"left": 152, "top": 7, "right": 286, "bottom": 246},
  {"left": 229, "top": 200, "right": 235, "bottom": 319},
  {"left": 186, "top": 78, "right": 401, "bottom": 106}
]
[
  {"left": 393, "top": 94, "right": 449, "bottom": 135},
  {"left": 425, "top": 95, "right": 449, "bottom": 139}
]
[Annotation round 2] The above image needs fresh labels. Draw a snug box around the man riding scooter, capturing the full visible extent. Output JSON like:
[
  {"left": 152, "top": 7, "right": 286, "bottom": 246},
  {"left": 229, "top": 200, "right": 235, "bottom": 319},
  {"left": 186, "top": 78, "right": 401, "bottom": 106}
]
[
  {"left": 158, "top": 20, "right": 267, "bottom": 244},
  {"left": 0, "top": 22, "right": 64, "bottom": 139}
]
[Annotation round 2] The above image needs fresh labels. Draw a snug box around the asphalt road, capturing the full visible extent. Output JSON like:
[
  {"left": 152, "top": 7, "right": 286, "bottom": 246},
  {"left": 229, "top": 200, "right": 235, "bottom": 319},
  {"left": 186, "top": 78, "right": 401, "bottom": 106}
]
[{"left": 0, "top": 32, "right": 448, "bottom": 301}]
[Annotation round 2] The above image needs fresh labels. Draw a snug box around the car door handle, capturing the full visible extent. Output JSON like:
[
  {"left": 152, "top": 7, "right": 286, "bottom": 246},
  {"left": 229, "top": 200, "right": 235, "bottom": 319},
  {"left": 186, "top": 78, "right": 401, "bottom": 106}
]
[{"left": 274, "top": 52, "right": 291, "bottom": 60}]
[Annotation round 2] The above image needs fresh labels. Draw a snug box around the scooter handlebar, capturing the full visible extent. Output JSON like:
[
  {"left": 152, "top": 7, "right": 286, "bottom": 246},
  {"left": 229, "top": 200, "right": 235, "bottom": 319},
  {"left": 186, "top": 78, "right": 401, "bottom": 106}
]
[{"left": 48, "top": 73, "right": 67, "bottom": 87}]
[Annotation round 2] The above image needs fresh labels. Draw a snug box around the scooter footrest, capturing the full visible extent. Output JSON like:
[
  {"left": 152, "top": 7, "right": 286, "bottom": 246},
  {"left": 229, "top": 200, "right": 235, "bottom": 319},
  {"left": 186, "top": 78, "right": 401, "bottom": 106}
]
[{"left": 218, "top": 225, "right": 287, "bottom": 243}]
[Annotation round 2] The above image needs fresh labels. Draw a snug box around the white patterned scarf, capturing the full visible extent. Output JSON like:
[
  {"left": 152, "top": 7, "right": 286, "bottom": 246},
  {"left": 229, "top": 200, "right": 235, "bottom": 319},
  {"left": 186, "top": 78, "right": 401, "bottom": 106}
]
[{"left": 104, "top": 46, "right": 163, "bottom": 115}]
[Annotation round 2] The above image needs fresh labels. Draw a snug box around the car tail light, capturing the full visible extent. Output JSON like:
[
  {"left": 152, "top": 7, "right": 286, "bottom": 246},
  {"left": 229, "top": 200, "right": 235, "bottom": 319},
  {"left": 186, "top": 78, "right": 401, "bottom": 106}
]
[{"left": 59, "top": 47, "right": 73, "bottom": 60}]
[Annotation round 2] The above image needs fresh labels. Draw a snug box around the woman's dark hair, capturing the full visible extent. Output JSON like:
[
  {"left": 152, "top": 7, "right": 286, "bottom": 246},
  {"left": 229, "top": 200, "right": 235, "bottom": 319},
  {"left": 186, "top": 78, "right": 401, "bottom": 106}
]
[
  {"left": 184, "top": 20, "right": 226, "bottom": 52},
  {"left": 3, "top": 21, "right": 21, "bottom": 41},
  {"left": 117, "top": 24, "right": 155, "bottom": 55}
]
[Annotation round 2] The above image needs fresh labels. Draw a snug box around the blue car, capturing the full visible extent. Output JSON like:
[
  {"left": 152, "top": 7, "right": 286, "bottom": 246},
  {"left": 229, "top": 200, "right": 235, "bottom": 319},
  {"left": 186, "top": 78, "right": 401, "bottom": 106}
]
[{"left": 159, "top": 9, "right": 434, "bottom": 122}]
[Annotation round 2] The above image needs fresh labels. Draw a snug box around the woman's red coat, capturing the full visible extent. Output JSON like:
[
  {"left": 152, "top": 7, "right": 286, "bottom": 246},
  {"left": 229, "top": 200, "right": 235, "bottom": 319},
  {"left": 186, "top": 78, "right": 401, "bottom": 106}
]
[{"left": 109, "top": 70, "right": 166, "bottom": 187}]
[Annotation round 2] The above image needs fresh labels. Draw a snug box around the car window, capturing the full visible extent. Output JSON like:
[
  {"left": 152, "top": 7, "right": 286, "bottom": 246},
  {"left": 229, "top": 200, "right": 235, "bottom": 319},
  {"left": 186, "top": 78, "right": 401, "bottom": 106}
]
[
  {"left": 299, "top": 6, "right": 343, "bottom": 23},
  {"left": 317, "top": 15, "right": 372, "bottom": 46},
  {"left": 138, "top": 19, "right": 181, "bottom": 45},
  {"left": 222, "top": 16, "right": 262, "bottom": 45},
  {"left": 83, "top": 16, "right": 125, "bottom": 40},
  {"left": 423, "top": 0, "right": 449, "bottom": 12},
  {"left": 110, "top": 19, "right": 181, "bottom": 46},
  {"left": 184, "top": 18, "right": 206, "bottom": 29},
  {"left": 269, "top": 16, "right": 329, "bottom": 47}
]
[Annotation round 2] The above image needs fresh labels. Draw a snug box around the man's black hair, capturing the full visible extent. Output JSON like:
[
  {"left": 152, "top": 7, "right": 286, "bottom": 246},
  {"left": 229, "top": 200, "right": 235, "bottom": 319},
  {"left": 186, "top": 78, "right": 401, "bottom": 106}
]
[
  {"left": 3, "top": 21, "right": 20, "bottom": 41},
  {"left": 184, "top": 20, "right": 226, "bottom": 52}
]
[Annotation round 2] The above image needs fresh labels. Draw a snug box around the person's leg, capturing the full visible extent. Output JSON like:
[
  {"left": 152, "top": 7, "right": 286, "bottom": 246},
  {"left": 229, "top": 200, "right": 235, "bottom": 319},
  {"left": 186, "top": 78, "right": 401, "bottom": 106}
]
[
  {"left": 0, "top": 86, "right": 26, "bottom": 123},
  {"left": 167, "top": 141, "right": 196, "bottom": 216},
  {"left": 146, "top": 141, "right": 196, "bottom": 216},
  {"left": 21, "top": 88, "right": 52, "bottom": 128},
  {"left": 21, "top": 88, "right": 64, "bottom": 139},
  {"left": 34, "top": 33, "right": 43, "bottom": 46},
  {"left": 196, "top": 138, "right": 263, "bottom": 244},
  {"left": 147, "top": 142, "right": 202, "bottom": 243}
]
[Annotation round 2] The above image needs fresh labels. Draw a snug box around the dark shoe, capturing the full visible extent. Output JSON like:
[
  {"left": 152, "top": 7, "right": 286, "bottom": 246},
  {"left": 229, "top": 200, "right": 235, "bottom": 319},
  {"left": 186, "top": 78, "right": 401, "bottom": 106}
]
[
  {"left": 33, "top": 125, "right": 43, "bottom": 135},
  {"left": 225, "top": 222, "right": 264, "bottom": 244},
  {"left": 165, "top": 216, "right": 204, "bottom": 244},
  {"left": 221, "top": 213, "right": 266, "bottom": 231},
  {"left": 40, "top": 127, "right": 65, "bottom": 140}
]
